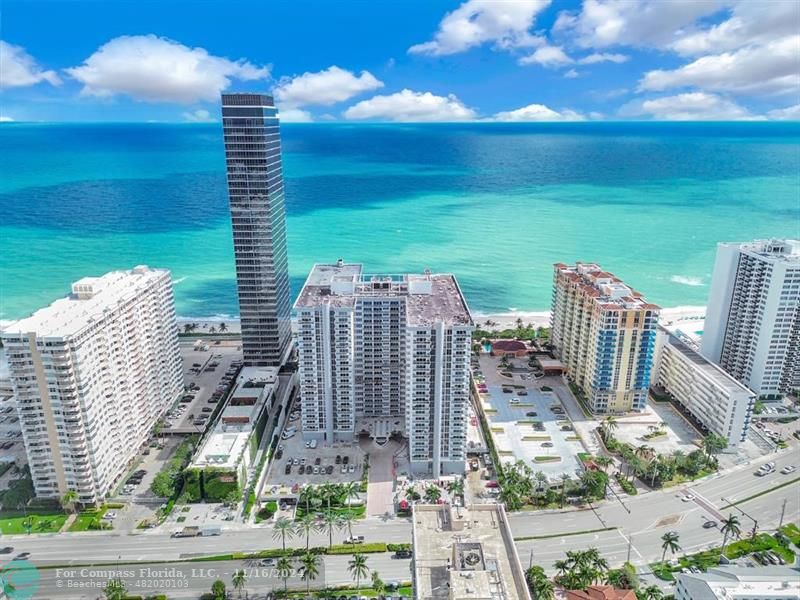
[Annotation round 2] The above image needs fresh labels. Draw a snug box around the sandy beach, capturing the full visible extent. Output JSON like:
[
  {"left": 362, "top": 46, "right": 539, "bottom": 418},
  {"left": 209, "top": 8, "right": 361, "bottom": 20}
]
[{"left": 176, "top": 305, "right": 706, "bottom": 336}]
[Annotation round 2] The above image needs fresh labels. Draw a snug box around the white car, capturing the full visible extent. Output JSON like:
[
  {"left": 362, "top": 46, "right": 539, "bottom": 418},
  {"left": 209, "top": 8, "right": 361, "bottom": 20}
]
[
  {"left": 780, "top": 465, "right": 796, "bottom": 474},
  {"left": 681, "top": 493, "right": 695, "bottom": 502},
  {"left": 510, "top": 397, "right": 520, "bottom": 404}
]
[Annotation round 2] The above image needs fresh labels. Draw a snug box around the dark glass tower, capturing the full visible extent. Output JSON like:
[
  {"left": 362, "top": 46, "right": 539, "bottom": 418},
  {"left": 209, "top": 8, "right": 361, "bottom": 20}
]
[{"left": 221, "top": 93, "right": 292, "bottom": 366}]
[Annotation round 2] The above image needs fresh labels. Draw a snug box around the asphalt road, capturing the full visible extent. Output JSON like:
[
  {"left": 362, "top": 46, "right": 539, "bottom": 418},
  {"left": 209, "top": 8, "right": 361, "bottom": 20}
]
[{"left": 3, "top": 450, "right": 797, "bottom": 596}]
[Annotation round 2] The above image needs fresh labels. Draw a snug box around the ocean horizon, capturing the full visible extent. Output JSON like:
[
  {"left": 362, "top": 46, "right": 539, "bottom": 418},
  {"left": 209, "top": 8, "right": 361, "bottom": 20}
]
[{"left": 2, "top": 121, "right": 799, "bottom": 321}]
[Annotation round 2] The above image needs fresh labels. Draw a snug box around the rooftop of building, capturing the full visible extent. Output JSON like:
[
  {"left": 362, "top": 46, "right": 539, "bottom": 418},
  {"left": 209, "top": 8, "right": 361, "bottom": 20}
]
[
  {"left": 294, "top": 260, "right": 474, "bottom": 327},
  {"left": 1, "top": 266, "right": 170, "bottom": 340},
  {"left": 723, "top": 239, "right": 800, "bottom": 263},
  {"left": 660, "top": 327, "right": 755, "bottom": 396},
  {"left": 412, "top": 504, "right": 531, "bottom": 600},
  {"left": 191, "top": 367, "right": 278, "bottom": 470},
  {"left": 676, "top": 566, "right": 800, "bottom": 600},
  {"left": 221, "top": 92, "right": 275, "bottom": 106},
  {"left": 491, "top": 340, "right": 528, "bottom": 352},
  {"left": 565, "top": 585, "right": 637, "bottom": 600},
  {"left": 554, "top": 262, "right": 660, "bottom": 312}
]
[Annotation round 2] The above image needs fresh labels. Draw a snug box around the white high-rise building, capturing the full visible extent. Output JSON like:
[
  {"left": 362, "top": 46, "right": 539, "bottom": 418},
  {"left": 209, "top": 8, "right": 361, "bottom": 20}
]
[
  {"left": 294, "top": 261, "right": 474, "bottom": 476},
  {"left": 652, "top": 328, "right": 755, "bottom": 449},
  {"left": 1, "top": 266, "right": 183, "bottom": 505},
  {"left": 702, "top": 240, "right": 800, "bottom": 398}
]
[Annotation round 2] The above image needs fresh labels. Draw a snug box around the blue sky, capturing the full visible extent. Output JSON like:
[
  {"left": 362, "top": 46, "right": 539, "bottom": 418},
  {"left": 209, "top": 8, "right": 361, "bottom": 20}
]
[{"left": 1, "top": 0, "right": 798, "bottom": 122}]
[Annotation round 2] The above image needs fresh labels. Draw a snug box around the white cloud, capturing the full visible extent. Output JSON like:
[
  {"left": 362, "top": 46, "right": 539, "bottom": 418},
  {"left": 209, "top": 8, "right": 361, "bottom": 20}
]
[
  {"left": 492, "top": 103, "right": 585, "bottom": 121},
  {"left": 409, "top": 0, "right": 550, "bottom": 56},
  {"left": 767, "top": 104, "right": 800, "bottom": 121},
  {"left": 564, "top": 69, "right": 581, "bottom": 79},
  {"left": 670, "top": 1, "right": 800, "bottom": 56},
  {"left": 0, "top": 41, "right": 61, "bottom": 88},
  {"left": 553, "top": 0, "right": 725, "bottom": 49},
  {"left": 278, "top": 108, "right": 313, "bottom": 123},
  {"left": 65, "top": 35, "right": 270, "bottom": 103},
  {"left": 621, "top": 92, "right": 759, "bottom": 121},
  {"left": 639, "top": 35, "right": 800, "bottom": 96},
  {"left": 273, "top": 66, "right": 383, "bottom": 108},
  {"left": 577, "top": 52, "right": 629, "bottom": 64},
  {"left": 343, "top": 89, "right": 476, "bottom": 122},
  {"left": 519, "top": 45, "right": 573, "bottom": 68},
  {"left": 182, "top": 109, "right": 215, "bottom": 122},
  {"left": 0, "top": 115, "right": 15, "bottom": 122}
]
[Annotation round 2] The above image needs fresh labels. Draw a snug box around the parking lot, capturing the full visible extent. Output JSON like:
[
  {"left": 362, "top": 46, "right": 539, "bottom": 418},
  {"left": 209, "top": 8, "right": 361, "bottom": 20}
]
[
  {"left": 477, "top": 354, "right": 584, "bottom": 480},
  {"left": 164, "top": 340, "right": 243, "bottom": 434}
]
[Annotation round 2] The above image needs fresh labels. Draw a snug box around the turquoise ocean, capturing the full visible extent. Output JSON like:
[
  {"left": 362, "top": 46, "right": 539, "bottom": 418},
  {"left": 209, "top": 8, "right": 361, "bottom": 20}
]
[{"left": 1, "top": 122, "right": 799, "bottom": 321}]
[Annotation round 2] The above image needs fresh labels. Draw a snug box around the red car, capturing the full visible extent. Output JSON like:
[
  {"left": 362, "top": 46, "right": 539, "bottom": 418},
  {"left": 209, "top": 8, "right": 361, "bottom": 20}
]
[{"left": 485, "top": 481, "right": 499, "bottom": 488}]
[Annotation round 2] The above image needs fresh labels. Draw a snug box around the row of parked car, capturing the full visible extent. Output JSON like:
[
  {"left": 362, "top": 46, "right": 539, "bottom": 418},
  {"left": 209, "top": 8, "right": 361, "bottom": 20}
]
[{"left": 755, "top": 461, "right": 795, "bottom": 476}]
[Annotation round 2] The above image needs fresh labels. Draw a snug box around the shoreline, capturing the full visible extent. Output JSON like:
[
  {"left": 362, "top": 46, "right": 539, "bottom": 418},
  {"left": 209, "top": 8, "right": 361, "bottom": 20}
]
[{"left": 174, "top": 305, "right": 707, "bottom": 335}]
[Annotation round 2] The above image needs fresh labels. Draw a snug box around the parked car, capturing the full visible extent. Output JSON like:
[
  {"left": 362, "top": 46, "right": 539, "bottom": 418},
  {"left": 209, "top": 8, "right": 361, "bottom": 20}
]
[
  {"left": 285, "top": 464, "right": 292, "bottom": 475},
  {"left": 326, "top": 465, "right": 334, "bottom": 475},
  {"left": 394, "top": 549, "right": 412, "bottom": 559},
  {"left": 343, "top": 535, "right": 365, "bottom": 544},
  {"left": 335, "top": 455, "right": 342, "bottom": 464},
  {"left": 525, "top": 411, "right": 537, "bottom": 417},
  {"left": 343, "top": 456, "right": 350, "bottom": 465},
  {"left": 542, "top": 442, "right": 554, "bottom": 448},
  {"left": 348, "top": 464, "right": 355, "bottom": 473},
  {"left": 780, "top": 465, "right": 796, "bottom": 474},
  {"left": 518, "top": 390, "right": 528, "bottom": 396},
  {"left": 315, "top": 457, "right": 321, "bottom": 465},
  {"left": 510, "top": 397, "right": 520, "bottom": 404},
  {"left": 0, "top": 547, "right": 13, "bottom": 554}
]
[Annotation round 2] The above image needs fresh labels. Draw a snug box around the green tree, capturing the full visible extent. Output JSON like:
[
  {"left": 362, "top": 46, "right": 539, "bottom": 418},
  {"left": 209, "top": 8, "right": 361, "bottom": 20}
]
[
  {"left": 295, "top": 513, "right": 318, "bottom": 550},
  {"left": 720, "top": 514, "right": 741, "bottom": 562},
  {"left": 299, "top": 552, "right": 321, "bottom": 597},
  {"left": 640, "top": 585, "right": 663, "bottom": 600},
  {"left": 232, "top": 569, "right": 246, "bottom": 599},
  {"left": 348, "top": 553, "right": 369, "bottom": 592},
  {"left": 219, "top": 322, "right": 227, "bottom": 332},
  {"left": 703, "top": 433, "right": 728, "bottom": 460},
  {"left": 211, "top": 579, "right": 227, "bottom": 600},
  {"left": 424, "top": 485, "right": 442, "bottom": 503},
  {"left": 103, "top": 577, "right": 127, "bottom": 600},
  {"left": 371, "top": 570, "right": 385, "bottom": 596},
  {"left": 60, "top": 489, "right": 78, "bottom": 515},
  {"left": 405, "top": 486, "right": 421, "bottom": 501},
  {"left": 595, "top": 456, "right": 613, "bottom": 472},
  {"left": 273, "top": 516, "right": 295, "bottom": 552},
  {"left": 448, "top": 478, "right": 465, "bottom": 500},
  {"left": 276, "top": 555, "right": 293, "bottom": 597},
  {"left": 559, "top": 473, "right": 570, "bottom": 508},
  {"left": 320, "top": 510, "right": 342, "bottom": 548},
  {"left": 526, "top": 565, "right": 554, "bottom": 600},
  {"left": 660, "top": 531, "right": 681, "bottom": 564}
]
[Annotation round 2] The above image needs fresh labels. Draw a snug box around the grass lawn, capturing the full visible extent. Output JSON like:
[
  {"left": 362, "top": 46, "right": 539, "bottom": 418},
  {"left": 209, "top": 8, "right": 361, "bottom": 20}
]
[
  {"left": 533, "top": 456, "right": 560, "bottom": 463},
  {"left": 522, "top": 435, "right": 551, "bottom": 441},
  {"left": 0, "top": 512, "right": 68, "bottom": 534},
  {"left": 281, "top": 584, "right": 413, "bottom": 599},
  {"left": 68, "top": 507, "right": 109, "bottom": 532},
  {"left": 779, "top": 523, "right": 800, "bottom": 546}
]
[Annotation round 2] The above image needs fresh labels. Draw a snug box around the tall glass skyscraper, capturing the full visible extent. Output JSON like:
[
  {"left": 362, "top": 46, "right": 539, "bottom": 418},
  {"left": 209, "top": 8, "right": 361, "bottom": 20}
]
[{"left": 221, "top": 93, "right": 292, "bottom": 367}]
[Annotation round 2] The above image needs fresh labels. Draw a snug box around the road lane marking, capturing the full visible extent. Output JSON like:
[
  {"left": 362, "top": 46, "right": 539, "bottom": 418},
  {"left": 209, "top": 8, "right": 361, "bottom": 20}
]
[{"left": 617, "top": 530, "right": 642, "bottom": 559}]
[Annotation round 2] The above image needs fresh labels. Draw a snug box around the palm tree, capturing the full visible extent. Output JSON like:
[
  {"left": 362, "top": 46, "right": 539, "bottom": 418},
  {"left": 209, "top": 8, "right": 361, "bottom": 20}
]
[
  {"left": 600, "top": 416, "right": 618, "bottom": 440},
  {"left": 559, "top": 473, "right": 570, "bottom": 508},
  {"left": 219, "top": 322, "right": 227, "bottom": 332},
  {"left": 526, "top": 565, "right": 554, "bottom": 600},
  {"left": 211, "top": 580, "right": 226, "bottom": 600},
  {"left": 342, "top": 481, "right": 361, "bottom": 503},
  {"left": 720, "top": 514, "right": 741, "bottom": 562},
  {"left": 340, "top": 512, "right": 357, "bottom": 541},
  {"left": 553, "top": 559, "right": 569, "bottom": 578},
  {"left": 594, "top": 455, "right": 613, "bottom": 472},
  {"left": 61, "top": 489, "right": 78, "bottom": 515},
  {"left": 103, "top": 578, "right": 127, "bottom": 600},
  {"left": 183, "top": 323, "right": 193, "bottom": 334},
  {"left": 371, "top": 570, "right": 385, "bottom": 596},
  {"left": 448, "top": 478, "right": 465, "bottom": 500},
  {"left": 635, "top": 444, "right": 652, "bottom": 461},
  {"left": 276, "top": 555, "right": 293, "bottom": 598},
  {"left": 424, "top": 485, "right": 442, "bottom": 503},
  {"left": 642, "top": 585, "right": 663, "bottom": 600},
  {"left": 516, "top": 317, "right": 524, "bottom": 328},
  {"left": 405, "top": 486, "right": 421, "bottom": 501},
  {"left": 209, "top": 326, "right": 217, "bottom": 334},
  {"left": 299, "top": 552, "right": 321, "bottom": 597},
  {"left": 232, "top": 569, "right": 246, "bottom": 599},
  {"left": 320, "top": 510, "right": 341, "bottom": 548},
  {"left": 348, "top": 553, "right": 369, "bottom": 592},
  {"left": 660, "top": 531, "right": 681, "bottom": 565},
  {"left": 273, "top": 516, "right": 295, "bottom": 552},
  {"left": 295, "top": 513, "right": 318, "bottom": 550}
]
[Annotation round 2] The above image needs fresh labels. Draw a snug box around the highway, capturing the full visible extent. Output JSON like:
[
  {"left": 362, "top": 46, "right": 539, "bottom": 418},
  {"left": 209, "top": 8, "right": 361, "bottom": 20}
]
[{"left": 4, "top": 450, "right": 798, "bottom": 597}]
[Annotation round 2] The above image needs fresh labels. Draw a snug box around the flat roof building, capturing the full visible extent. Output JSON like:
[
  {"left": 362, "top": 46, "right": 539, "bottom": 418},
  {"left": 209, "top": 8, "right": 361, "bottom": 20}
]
[
  {"left": 551, "top": 262, "right": 660, "bottom": 413},
  {"left": 653, "top": 327, "right": 755, "bottom": 449},
  {"left": 1, "top": 267, "right": 183, "bottom": 504},
  {"left": 675, "top": 566, "right": 800, "bottom": 600},
  {"left": 221, "top": 93, "right": 292, "bottom": 367},
  {"left": 702, "top": 240, "right": 800, "bottom": 398},
  {"left": 412, "top": 504, "right": 531, "bottom": 600},
  {"left": 294, "top": 260, "right": 474, "bottom": 476}
]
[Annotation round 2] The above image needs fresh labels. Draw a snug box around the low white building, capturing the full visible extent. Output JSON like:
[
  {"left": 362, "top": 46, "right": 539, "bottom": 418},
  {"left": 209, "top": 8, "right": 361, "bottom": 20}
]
[
  {"left": 294, "top": 260, "right": 474, "bottom": 476},
  {"left": 653, "top": 327, "right": 755, "bottom": 449},
  {"left": 189, "top": 367, "right": 278, "bottom": 500},
  {"left": 1, "top": 266, "right": 183, "bottom": 504},
  {"left": 675, "top": 566, "right": 800, "bottom": 600}
]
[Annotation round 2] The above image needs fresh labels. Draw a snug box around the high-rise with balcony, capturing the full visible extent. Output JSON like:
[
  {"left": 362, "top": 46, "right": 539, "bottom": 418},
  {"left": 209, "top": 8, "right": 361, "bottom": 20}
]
[
  {"left": 551, "top": 262, "right": 660, "bottom": 413},
  {"left": 294, "top": 260, "right": 474, "bottom": 476},
  {"left": 221, "top": 93, "right": 292, "bottom": 367},
  {"left": 1, "top": 267, "right": 183, "bottom": 505},
  {"left": 702, "top": 239, "right": 800, "bottom": 398}
]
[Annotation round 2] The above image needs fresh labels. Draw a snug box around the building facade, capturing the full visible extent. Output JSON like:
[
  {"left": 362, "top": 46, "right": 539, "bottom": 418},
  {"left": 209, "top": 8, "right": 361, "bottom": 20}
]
[
  {"left": 675, "top": 566, "right": 799, "bottom": 600},
  {"left": 294, "top": 261, "right": 474, "bottom": 476},
  {"left": 652, "top": 328, "right": 754, "bottom": 449},
  {"left": 551, "top": 262, "right": 660, "bottom": 413},
  {"left": 702, "top": 239, "right": 800, "bottom": 398},
  {"left": 221, "top": 93, "right": 292, "bottom": 367},
  {"left": 1, "top": 267, "right": 183, "bottom": 504}
]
